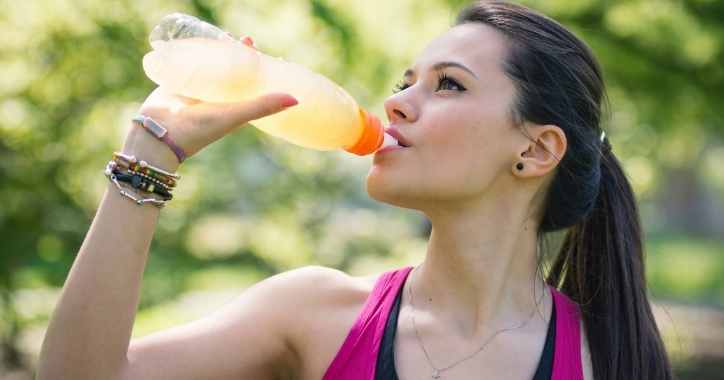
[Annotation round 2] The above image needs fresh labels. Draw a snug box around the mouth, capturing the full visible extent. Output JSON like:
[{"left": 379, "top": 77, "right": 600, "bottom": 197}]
[{"left": 385, "top": 126, "right": 412, "bottom": 148}]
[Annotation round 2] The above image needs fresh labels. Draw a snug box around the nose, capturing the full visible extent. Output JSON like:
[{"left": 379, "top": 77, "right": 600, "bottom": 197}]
[{"left": 384, "top": 93, "right": 417, "bottom": 124}]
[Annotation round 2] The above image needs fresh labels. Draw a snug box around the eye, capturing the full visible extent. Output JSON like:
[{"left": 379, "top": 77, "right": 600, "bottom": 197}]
[
  {"left": 436, "top": 73, "right": 466, "bottom": 92},
  {"left": 392, "top": 73, "right": 467, "bottom": 94},
  {"left": 393, "top": 81, "right": 410, "bottom": 94}
]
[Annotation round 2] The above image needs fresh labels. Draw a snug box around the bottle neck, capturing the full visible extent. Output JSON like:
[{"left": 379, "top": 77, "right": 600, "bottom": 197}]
[{"left": 344, "top": 109, "right": 383, "bottom": 156}]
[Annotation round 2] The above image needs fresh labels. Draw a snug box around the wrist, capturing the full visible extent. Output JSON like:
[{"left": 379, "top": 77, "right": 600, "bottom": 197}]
[{"left": 121, "top": 124, "right": 180, "bottom": 173}]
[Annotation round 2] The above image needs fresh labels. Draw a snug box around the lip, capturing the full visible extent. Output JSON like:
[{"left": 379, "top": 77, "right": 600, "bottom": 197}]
[
  {"left": 375, "top": 144, "right": 405, "bottom": 155},
  {"left": 384, "top": 126, "right": 412, "bottom": 148}
]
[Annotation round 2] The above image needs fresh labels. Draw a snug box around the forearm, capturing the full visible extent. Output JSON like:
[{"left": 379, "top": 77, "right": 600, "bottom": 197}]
[{"left": 38, "top": 127, "right": 179, "bottom": 379}]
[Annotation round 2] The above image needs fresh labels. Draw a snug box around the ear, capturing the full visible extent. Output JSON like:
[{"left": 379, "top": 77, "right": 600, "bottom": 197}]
[{"left": 512, "top": 124, "right": 567, "bottom": 178}]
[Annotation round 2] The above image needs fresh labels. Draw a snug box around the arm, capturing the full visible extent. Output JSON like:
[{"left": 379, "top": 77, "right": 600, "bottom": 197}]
[
  {"left": 37, "top": 128, "right": 178, "bottom": 379},
  {"left": 38, "top": 53, "right": 299, "bottom": 378},
  {"left": 120, "top": 266, "right": 339, "bottom": 380}
]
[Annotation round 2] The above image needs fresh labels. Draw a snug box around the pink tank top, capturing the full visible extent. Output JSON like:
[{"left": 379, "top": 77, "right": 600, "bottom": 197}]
[{"left": 322, "top": 266, "right": 584, "bottom": 380}]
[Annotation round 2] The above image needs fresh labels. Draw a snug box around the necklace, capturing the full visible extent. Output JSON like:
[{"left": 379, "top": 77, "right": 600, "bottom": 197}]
[{"left": 407, "top": 265, "right": 546, "bottom": 379}]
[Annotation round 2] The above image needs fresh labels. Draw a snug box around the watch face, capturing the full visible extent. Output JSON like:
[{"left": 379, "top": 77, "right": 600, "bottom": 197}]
[{"left": 143, "top": 117, "right": 168, "bottom": 139}]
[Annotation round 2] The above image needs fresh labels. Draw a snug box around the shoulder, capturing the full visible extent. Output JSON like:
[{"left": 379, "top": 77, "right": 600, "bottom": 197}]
[
  {"left": 264, "top": 265, "right": 373, "bottom": 310},
  {"left": 268, "top": 264, "right": 378, "bottom": 334},
  {"left": 240, "top": 265, "right": 372, "bottom": 337},
  {"left": 271, "top": 265, "right": 382, "bottom": 377},
  {"left": 280, "top": 264, "right": 374, "bottom": 296},
  {"left": 273, "top": 264, "right": 351, "bottom": 288}
]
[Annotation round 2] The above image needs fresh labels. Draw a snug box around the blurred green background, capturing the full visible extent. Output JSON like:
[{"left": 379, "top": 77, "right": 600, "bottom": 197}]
[{"left": 1, "top": 0, "right": 723, "bottom": 378}]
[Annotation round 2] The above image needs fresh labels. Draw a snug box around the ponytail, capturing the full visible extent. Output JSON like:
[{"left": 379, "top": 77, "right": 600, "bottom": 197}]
[
  {"left": 456, "top": 2, "right": 675, "bottom": 379},
  {"left": 547, "top": 144, "right": 674, "bottom": 380}
]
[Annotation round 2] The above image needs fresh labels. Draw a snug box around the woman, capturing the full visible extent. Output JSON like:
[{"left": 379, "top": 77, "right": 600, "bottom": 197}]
[{"left": 38, "top": 1, "right": 673, "bottom": 379}]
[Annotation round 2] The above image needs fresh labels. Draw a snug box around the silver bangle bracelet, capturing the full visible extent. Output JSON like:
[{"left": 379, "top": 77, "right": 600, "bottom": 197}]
[{"left": 104, "top": 162, "right": 167, "bottom": 208}]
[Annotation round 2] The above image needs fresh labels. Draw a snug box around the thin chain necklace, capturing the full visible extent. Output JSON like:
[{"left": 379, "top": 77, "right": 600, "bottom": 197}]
[{"left": 407, "top": 265, "right": 546, "bottom": 379}]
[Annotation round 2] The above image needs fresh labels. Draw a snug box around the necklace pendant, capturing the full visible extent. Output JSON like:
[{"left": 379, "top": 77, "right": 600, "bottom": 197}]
[{"left": 432, "top": 369, "right": 441, "bottom": 379}]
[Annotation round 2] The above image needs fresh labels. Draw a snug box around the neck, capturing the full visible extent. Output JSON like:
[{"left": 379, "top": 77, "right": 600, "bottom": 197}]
[{"left": 411, "top": 195, "right": 551, "bottom": 340}]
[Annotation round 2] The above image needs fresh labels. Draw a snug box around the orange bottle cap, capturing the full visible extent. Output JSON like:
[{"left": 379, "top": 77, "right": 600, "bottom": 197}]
[{"left": 344, "top": 108, "right": 384, "bottom": 156}]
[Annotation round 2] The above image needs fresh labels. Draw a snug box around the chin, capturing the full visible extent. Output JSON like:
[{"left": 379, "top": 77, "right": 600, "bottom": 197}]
[{"left": 365, "top": 165, "right": 419, "bottom": 209}]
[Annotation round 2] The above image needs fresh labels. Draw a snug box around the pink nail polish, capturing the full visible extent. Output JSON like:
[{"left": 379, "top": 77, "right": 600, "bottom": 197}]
[{"left": 281, "top": 97, "right": 299, "bottom": 107}]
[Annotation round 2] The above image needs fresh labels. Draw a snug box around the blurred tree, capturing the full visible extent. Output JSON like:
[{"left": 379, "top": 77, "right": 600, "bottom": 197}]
[{"left": 0, "top": 0, "right": 723, "bottom": 376}]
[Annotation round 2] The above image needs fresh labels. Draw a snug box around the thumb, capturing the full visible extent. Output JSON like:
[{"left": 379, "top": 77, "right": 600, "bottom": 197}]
[{"left": 192, "top": 93, "right": 299, "bottom": 134}]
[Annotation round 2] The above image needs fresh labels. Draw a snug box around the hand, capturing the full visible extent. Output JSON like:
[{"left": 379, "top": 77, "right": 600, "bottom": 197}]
[{"left": 122, "top": 37, "right": 298, "bottom": 171}]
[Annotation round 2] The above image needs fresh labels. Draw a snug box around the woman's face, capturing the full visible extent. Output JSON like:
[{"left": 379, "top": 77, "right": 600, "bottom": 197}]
[{"left": 366, "top": 23, "right": 524, "bottom": 210}]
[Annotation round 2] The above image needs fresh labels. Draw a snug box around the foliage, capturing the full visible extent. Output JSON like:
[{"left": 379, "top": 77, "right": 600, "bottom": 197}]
[{"left": 1, "top": 0, "right": 723, "bottom": 376}]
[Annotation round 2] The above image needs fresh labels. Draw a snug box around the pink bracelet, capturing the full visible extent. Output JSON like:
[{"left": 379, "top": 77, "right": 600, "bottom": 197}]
[{"left": 132, "top": 115, "right": 188, "bottom": 163}]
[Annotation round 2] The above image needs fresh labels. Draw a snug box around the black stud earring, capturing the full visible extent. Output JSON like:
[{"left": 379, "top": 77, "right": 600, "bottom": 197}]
[{"left": 516, "top": 162, "right": 524, "bottom": 171}]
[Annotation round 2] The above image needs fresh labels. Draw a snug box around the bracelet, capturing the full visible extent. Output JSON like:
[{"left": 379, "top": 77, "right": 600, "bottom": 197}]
[
  {"left": 105, "top": 160, "right": 174, "bottom": 199},
  {"left": 111, "top": 160, "right": 174, "bottom": 193},
  {"left": 104, "top": 166, "right": 167, "bottom": 208},
  {"left": 112, "top": 152, "right": 179, "bottom": 188},
  {"left": 116, "top": 161, "right": 178, "bottom": 189},
  {"left": 108, "top": 165, "right": 174, "bottom": 201},
  {"left": 126, "top": 167, "right": 173, "bottom": 192},
  {"left": 132, "top": 115, "right": 188, "bottom": 163},
  {"left": 103, "top": 153, "right": 182, "bottom": 208},
  {"left": 112, "top": 152, "right": 180, "bottom": 179}
]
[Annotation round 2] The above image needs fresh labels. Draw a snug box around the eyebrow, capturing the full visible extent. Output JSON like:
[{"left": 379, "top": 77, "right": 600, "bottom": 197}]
[{"left": 404, "top": 61, "right": 479, "bottom": 79}]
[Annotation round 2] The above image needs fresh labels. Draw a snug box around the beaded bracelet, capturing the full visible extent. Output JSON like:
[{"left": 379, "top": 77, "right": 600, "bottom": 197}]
[
  {"left": 115, "top": 161, "right": 178, "bottom": 190},
  {"left": 104, "top": 164, "right": 167, "bottom": 208},
  {"left": 108, "top": 165, "right": 174, "bottom": 201},
  {"left": 104, "top": 153, "right": 181, "bottom": 208},
  {"left": 112, "top": 152, "right": 179, "bottom": 188},
  {"left": 127, "top": 167, "right": 172, "bottom": 192},
  {"left": 112, "top": 153, "right": 178, "bottom": 188},
  {"left": 116, "top": 162, "right": 173, "bottom": 193}
]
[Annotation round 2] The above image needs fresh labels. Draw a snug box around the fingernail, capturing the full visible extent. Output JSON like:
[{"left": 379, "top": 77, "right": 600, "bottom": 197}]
[
  {"left": 241, "top": 36, "right": 254, "bottom": 46},
  {"left": 281, "top": 97, "right": 299, "bottom": 108}
]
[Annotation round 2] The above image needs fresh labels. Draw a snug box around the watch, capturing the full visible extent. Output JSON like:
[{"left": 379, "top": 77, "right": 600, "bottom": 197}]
[{"left": 132, "top": 115, "right": 187, "bottom": 163}]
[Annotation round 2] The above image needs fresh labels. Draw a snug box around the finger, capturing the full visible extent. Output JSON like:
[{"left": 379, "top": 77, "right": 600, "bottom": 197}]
[
  {"left": 239, "top": 35, "right": 257, "bottom": 50},
  {"left": 148, "top": 86, "right": 201, "bottom": 105},
  {"left": 140, "top": 87, "right": 199, "bottom": 119},
  {"left": 192, "top": 93, "right": 298, "bottom": 134},
  {"left": 221, "top": 31, "right": 236, "bottom": 41}
]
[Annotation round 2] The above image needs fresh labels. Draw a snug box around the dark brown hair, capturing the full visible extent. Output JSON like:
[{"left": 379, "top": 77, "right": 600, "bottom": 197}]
[{"left": 456, "top": 2, "right": 673, "bottom": 379}]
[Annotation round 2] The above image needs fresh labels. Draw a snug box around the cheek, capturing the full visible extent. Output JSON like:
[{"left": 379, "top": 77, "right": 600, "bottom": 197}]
[
  {"left": 418, "top": 142, "right": 490, "bottom": 197},
  {"left": 417, "top": 108, "right": 508, "bottom": 193},
  {"left": 366, "top": 99, "right": 514, "bottom": 204}
]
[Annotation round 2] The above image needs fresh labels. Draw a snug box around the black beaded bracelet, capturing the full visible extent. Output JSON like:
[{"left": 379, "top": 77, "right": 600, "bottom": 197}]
[{"left": 111, "top": 168, "right": 174, "bottom": 201}]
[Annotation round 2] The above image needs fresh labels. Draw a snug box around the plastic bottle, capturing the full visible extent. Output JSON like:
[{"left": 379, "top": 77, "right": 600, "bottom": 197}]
[{"left": 142, "top": 13, "right": 397, "bottom": 155}]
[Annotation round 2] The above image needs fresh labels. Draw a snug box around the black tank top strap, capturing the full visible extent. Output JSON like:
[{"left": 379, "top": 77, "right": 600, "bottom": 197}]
[{"left": 375, "top": 282, "right": 556, "bottom": 380}]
